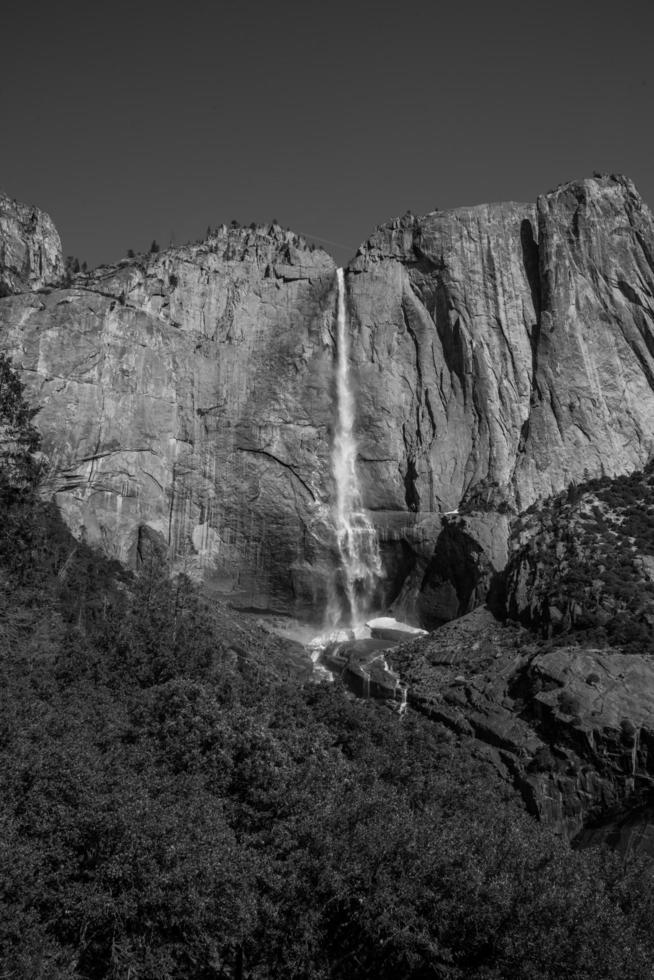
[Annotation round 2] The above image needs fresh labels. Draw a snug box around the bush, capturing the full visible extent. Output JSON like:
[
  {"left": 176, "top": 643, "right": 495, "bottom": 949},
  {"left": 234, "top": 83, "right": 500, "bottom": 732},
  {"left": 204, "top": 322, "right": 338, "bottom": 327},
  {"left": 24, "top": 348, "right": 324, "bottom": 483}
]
[
  {"left": 0, "top": 353, "right": 43, "bottom": 503},
  {"left": 620, "top": 718, "right": 637, "bottom": 739},
  {"left": 558, "top": 690, "right": 581, "bottom": 716}
]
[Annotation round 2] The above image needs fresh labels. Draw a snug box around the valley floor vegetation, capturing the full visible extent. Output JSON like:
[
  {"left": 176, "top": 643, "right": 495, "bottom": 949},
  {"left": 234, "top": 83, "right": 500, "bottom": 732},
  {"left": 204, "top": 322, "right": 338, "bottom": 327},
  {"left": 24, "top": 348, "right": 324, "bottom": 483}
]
[
  {"left": 3, "top": 356, "right": 654, "bottom": 979},
  {"left": 510, "top": 463, "right": 654, "bottom": 650}
]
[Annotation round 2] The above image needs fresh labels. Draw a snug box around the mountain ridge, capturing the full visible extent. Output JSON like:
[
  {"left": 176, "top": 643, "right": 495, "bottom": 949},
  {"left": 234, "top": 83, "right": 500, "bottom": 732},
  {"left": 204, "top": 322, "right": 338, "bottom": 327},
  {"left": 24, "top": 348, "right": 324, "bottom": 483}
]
[{"left": 1, "top": 174, "right": 654, "bottom": 624}]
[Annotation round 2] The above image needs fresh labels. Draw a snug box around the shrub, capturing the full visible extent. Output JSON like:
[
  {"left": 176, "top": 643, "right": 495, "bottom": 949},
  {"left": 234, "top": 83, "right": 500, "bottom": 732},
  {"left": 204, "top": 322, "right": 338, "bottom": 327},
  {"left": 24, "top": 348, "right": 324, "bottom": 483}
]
[
  {"left": 0, "top": 353, "right": 43, "bottom": 503},
  {"left": 558, "top": 690, "right": 581, "bottom": 716},
  {"left": 620, "top": 718, "right": 637, "bottom": 739}
]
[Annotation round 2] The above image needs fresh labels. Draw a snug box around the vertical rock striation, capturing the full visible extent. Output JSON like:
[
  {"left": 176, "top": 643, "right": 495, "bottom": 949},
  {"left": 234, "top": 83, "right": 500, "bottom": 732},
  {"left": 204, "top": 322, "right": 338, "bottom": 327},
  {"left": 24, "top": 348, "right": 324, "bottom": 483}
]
[
  {"left": 346, "top": 199, "right": 539, "bottom": 614},
  {"left": 1, "top": 176, "right": 654, "bottom": 621},
  {"left": 346, "top": 175, "right": 654, "bottom": 621},
  {"left": 0, "top": 193, "right": 63, "bottom": 294},
  {"left": 0, "top": 223, "right": 339, "bottom": 614}
]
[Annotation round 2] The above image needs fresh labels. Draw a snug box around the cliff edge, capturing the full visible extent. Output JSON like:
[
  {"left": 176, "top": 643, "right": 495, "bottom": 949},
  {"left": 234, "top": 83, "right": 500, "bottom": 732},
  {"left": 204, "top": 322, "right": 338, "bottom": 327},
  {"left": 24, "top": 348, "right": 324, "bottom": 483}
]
[{"left": 1, "top": 176, "right": 654, "bottom": 621}]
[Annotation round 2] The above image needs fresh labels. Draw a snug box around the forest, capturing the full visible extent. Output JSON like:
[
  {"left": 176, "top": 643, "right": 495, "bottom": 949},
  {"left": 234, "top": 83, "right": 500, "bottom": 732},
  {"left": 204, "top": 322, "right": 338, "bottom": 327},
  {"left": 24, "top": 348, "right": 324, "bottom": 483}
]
[{"left": 3, "top": 354, "right": 654, "bottom": 979}]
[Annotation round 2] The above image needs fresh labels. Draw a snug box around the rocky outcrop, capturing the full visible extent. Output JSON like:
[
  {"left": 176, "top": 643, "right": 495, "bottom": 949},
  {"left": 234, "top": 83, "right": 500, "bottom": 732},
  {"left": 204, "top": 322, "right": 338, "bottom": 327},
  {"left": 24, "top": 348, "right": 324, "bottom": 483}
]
[
  {"left": 366, "top": 616, "right": 427, "bottom": 642},
  {"left": 518, "top": 647, "right": 654, "bottom": 847},
  {"left": 323, "top": 636, "right": 408, "bottom": 705},
  {"left": 0, "top": 194, "right": 63, "bottom": 294},
  {"left": 2, "top": 176, "right": 654, "bottom": 620},
  {"left": 388, "top": 608, "right": 654, "bottom": 851}
]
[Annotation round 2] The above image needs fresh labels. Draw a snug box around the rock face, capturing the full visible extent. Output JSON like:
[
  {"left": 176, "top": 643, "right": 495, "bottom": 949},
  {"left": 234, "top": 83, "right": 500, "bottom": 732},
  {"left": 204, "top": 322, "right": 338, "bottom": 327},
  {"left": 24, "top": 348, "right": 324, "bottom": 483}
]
[
  {"left": 347, "top": 174, "right": 654, "bottom": 619},
  {"left": 2, "top": 176, "right": 654, "bottom": 621},
  {"left": 388, "top": 608, "right": 654, "bottom": 850},
  {"left": 0, "top": 193, "right": 63, "bottom": 294},
  {"left": 520, "top": 647, "right": 654, "bottom": 846},
  {"left": 323, "top": 636, "right": 408, "bottom": 705},
  {"left": 0, "top": 223, "right": 339, "bottom": 614}
]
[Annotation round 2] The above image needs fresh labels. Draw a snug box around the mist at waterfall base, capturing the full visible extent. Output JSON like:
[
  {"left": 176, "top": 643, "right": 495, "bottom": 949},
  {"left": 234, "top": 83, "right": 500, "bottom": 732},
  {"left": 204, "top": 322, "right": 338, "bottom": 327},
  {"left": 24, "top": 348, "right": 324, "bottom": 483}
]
[
  {"left": 325, "top": 268, "right": 383, "bottom": 629},
  {"left": 263, "top": 269, "right": 421, "bottom": 683}
]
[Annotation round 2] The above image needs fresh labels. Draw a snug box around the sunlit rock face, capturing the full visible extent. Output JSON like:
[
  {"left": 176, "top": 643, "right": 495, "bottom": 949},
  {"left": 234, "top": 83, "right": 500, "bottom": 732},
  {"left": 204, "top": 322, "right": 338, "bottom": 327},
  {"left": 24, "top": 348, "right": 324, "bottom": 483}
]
[
  {"left": 2, "top": 176, "right": 654, "bottom": 620},
  {"left": 515, "top": 176, "right": 654, "bottom": 503},
  {"left": 346, "top": 198, "right": 539, "bottom": 614},
  {"left": 348, "top": 199, "right": 537, "bottom": 518},
  {"left": 346, "top": 174, "right": 654, "bottom": 620},
  {"left": 0, "top": 193, "right": 63, "bottom": 294},
  {"left": 0, "top": 223, "right": 339, "bottom": 614},
  {"left": 350, "top": 175, "right": 654, "bottom": 520}
]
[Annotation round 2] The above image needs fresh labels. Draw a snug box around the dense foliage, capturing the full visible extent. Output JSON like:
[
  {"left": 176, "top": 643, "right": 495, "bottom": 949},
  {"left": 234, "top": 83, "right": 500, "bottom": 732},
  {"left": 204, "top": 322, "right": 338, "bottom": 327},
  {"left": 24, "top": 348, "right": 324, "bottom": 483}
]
[
  {"left": 3, "top": 358, "right": 654, "bottom": 978},
  {"left": 508, "top": 464, "right": 654, "bottom": 650},
  {"left": 0, "top": 352, "right": 42, "bottom": 503}
]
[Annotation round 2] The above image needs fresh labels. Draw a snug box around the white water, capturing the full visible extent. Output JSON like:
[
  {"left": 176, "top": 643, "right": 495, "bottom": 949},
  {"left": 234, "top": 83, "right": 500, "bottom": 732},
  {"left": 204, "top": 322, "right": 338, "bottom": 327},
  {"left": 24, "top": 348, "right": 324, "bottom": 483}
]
[{"left": 327, "top": 268, "right": 382, "bottom": 627}]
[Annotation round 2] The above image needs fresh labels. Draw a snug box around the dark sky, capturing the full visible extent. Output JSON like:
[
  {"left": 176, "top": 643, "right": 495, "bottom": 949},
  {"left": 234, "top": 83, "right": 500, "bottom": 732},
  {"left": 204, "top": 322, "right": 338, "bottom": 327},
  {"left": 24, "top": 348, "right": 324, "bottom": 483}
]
[{"left": 3, "top": 0, "right": 652, "bottom": 268}]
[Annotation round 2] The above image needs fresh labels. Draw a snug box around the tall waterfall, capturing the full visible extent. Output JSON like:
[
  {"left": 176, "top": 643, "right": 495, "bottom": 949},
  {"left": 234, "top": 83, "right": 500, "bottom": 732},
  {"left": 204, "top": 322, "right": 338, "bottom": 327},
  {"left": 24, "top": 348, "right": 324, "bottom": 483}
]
[{"left": 328, "top": 268, "right": 382, "bottom": 626}]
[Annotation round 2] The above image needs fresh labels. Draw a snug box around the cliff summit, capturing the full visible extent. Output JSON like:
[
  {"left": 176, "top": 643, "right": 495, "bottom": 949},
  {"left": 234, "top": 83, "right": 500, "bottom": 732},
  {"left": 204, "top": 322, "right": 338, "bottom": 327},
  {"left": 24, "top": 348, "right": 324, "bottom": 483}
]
[{"left": 1, "top": 175, "right": 654, "bottom": 624}]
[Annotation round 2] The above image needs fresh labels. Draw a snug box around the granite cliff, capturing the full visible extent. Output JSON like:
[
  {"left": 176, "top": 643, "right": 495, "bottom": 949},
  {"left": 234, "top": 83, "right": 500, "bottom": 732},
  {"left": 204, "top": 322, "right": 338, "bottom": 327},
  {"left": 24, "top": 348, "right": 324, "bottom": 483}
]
[
  {"left": 0, "top": 221, "right": 339, "bottom": 614},
  {"left": 0, "top": 192, "right": 62, "bottom": 295},
  {"left": 348, "top": 174, "right": 654, "bottom": 621},
  {"left": 1, "top": 175, "right": 654, "bottom": 624}
]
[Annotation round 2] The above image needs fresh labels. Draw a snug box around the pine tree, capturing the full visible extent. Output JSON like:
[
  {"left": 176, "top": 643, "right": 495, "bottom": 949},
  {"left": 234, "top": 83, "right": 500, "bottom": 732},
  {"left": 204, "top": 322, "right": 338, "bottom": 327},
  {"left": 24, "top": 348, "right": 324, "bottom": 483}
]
[{"left": 0, "top": 353, "right": 43, "bottom": 503}]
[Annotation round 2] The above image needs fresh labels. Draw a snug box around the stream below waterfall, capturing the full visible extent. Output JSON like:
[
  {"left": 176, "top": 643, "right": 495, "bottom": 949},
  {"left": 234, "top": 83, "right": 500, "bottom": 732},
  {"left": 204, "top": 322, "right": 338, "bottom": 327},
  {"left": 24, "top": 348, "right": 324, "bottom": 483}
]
[{"left": 249, "top": 611, "right": 423, "bottom": 714}]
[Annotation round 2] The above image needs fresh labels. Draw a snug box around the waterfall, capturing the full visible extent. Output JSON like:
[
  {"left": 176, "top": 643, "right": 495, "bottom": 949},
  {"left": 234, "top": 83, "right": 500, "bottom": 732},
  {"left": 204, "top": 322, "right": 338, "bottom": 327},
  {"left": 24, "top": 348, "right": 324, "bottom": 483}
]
[{"left": 328, "top": 268, "right": 382, "bottom": 626}]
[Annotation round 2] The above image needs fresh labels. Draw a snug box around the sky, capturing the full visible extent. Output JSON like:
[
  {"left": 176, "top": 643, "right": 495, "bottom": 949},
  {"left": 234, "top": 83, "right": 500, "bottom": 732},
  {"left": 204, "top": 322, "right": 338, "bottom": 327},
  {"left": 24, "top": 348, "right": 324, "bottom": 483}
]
[{"left": 2, "top": 0, "right": 653, "bottom": 269}]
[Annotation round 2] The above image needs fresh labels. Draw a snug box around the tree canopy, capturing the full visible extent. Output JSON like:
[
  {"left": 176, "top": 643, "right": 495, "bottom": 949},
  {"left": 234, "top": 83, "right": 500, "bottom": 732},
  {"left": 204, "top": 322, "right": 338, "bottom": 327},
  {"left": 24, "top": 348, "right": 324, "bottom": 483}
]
[{"left": 0, "top": 351, "right": 42, "bottom": 503}]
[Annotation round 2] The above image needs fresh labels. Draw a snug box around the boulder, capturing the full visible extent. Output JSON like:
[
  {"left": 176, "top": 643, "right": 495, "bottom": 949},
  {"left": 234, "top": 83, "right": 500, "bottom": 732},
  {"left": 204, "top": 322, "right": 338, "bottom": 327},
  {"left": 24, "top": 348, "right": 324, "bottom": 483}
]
[{"left": 365, "top": 616, "right": 427, "bottom": 642}]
